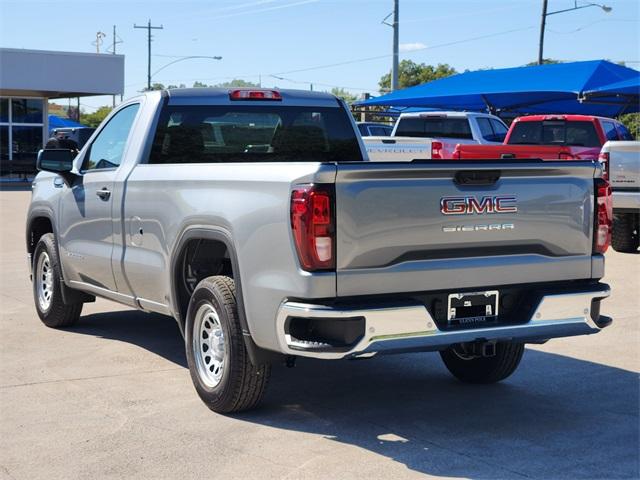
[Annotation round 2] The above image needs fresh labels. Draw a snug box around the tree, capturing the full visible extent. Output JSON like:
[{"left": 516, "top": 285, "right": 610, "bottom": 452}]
[
  {"left": 378, "top": 61, "right": 457, "bottom": 92},
  {"left": 525, "top": 59, "right": 561, "bottom": 66},
  {"left": 147, "top": 82, "right": 166, "bottom": 91},
  {"left": 214, "top": 79, "right": 259, "bottom": 88},
  {"left": 82, "top": 106, "right": 113, "bottom": 128},
  {"left": 330, "top": 87, "right": 358, "bottom": 104},
  {"left": 619, "top": 113, "right": 639, "bottom": 138},
  {"left": 193, "top": 79, "right": 259, "bottom": 88}
]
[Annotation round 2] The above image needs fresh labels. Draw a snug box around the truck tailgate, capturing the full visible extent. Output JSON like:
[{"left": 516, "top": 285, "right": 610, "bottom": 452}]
[
  {"left": 363, "top": 136, "right": 433, "bottom": 162},
  {"left": 454, "top": 144, "right": 600, "bottom": 160},
  {"left": 335, "top": 161, "right": 597, "bottom": 296}
]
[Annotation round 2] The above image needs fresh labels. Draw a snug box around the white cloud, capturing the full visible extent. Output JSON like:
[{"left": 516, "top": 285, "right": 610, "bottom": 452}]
[{"left": 399, "top": 42, "right": 427, "bottom": 53}]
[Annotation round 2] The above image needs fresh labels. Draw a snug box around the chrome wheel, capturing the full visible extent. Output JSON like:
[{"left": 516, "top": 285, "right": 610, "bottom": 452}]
[
  {"left": 36, "top": 251, "right": 54, "bottom": 312},
  {"left": 192, "top": 303, "right": 227, "bottom": 388}
]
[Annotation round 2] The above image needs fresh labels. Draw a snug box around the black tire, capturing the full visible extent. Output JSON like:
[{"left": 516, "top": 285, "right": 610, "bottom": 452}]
[
  {"left": 32, "top": 233, "right": 83, "bottom": 328},
  {"left": 185, "top": 275, "right": 270, "bottom": 413},
  {"left": 611, "top": 213, "right": 639, "bottom": 253},
  {"left": 440, "top": 342, "right": 524, "bottom": 384}
]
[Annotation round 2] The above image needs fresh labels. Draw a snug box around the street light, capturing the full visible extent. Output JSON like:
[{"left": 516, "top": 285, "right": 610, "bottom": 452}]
[
  {"left": 151, "top": 55, "right": 222, "bottom": 80},
  {"left": 538, "top": 1, "right": 612, "bottom": 65}
]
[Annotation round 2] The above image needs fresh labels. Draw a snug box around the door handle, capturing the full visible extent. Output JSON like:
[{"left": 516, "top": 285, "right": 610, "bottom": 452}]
[
  {"left": 454, "top": 170, "right": 501, "bottom": 186},
  {"left": 96, "top": 188, "right": 111, "bottom": 200}
]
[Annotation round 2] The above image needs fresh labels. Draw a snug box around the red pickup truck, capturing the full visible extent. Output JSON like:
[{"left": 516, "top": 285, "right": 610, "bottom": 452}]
[{"left": 453, "top": 115, "right": 634, "bottom": 160}]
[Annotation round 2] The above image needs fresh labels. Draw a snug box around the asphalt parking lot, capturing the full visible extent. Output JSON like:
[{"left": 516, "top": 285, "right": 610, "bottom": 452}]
[{"left": 0, "top": 187, "right": 638, "bottom": 480}]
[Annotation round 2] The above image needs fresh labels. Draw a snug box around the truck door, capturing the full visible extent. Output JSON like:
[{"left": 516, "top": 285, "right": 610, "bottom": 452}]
[{"left": 57, "top": 104, "right": 140, "bottom": 293}]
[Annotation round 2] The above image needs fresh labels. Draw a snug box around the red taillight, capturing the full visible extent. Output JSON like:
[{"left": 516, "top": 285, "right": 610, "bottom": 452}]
[
  {"left": 594, "top": 178, "right": 612, "bottom": 254},
  {"left": 291, "top": 185, "right": 335, "bottom": 271},
  {"left": 229, "top": 89, "right": 282, "bottom": 101},
  {"left": 598, "top": 151, "right": 610, "bottom": 180},
  {"left": 431, "top": 141, "right": 443, "bottom": 159}
]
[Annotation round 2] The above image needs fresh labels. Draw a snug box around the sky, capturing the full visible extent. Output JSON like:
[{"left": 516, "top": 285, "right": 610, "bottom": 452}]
[{"left": 1, "top": 0, "right": 638, "bottom": 112}]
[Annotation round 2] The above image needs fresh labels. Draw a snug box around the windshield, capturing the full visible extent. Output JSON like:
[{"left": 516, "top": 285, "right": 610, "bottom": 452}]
[
  {"left": 508, "top": 120, "right": 601, "bottom": 147},
  {"left": 394, "top": 117, "right": 473, "bottom": 139},
  {"left": 148, "top": 105, "right": 363, "bottom": 163}
]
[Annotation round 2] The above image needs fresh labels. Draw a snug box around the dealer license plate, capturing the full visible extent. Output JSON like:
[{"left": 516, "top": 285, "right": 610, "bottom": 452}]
[{"left": 447, "top": 290, "right": 499, "bottom": 326}]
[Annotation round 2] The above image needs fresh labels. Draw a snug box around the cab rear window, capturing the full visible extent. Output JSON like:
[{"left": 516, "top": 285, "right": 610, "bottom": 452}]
[
  {"left": 148, "top": 105, "right": 363, "bottom": 164},
  {"left": 394, "top": 117, "right": 473, "bottom": 139},
  {"left": 508, "top": 120, "right": 601, "bottom": 147}
]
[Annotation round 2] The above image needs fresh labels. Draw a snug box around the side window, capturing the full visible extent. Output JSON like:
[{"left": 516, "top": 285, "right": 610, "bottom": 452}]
[
  {"left": 601, "top": 121, "right": 619, "bottom": 141},
  {"left": 490, "top": 119, "right": 508, "bottom": 142},
  {"left": 82, "top": 104, "right": 140, "bottom": 171},
  {"left": 616, "top": 123, "right": 634, "bottom": 141},
  {"left": 476, "top": 118, "right": 495, "bottom": 141},
  {"left": 369, "top": 126, "right": 389, "bottom": 136}
]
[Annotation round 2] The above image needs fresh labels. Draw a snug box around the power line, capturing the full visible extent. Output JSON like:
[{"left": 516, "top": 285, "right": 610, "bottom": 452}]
[
  {"left": 123, "top": 24, "right": 539, "bottom": 95},
  {"left": 272, "top": 25, "right": 536, "bottom": 76}
]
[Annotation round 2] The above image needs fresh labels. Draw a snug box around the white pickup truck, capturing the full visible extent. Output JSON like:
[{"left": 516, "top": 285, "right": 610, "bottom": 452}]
[
  {"left": 363, "top": 111, "right": 509, "bottom": 161},
  {"left": 601, "top": 140, "right": 640, "bottom": 252}
]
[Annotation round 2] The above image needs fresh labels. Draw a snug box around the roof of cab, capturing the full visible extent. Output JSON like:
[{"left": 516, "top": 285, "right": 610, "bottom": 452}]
[
  {"left": 163, "top": 87, "right": 341, "bottom": 108},
  {"left": 513, "top": 114, "right": 615, "bottom": 123}
]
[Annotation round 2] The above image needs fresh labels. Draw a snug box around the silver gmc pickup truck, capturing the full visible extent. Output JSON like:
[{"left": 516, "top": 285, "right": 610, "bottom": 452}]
[{"left": 27, "top": 88, "right": 613, "bottom": 413}]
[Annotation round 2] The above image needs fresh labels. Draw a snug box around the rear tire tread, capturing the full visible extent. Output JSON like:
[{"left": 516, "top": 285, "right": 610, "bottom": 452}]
[
  {"left": 186, "top": 276, "right": 270, "bottom": 413},
  {"left": 440, "top": 342, "right": 525, "bottom": 384},
  {"left": 611, "top": 213, "right": 639, "bottom": 253}
]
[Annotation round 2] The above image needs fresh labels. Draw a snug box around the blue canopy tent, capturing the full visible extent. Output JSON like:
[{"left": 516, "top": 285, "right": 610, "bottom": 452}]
[
  {"left": 355, "top": 60, "right": 640, "bottom": 117},
  {"left": 581, "top": 76, "right": 640, "bottom": 113},
  {"left": 48, "top": 114, "right": 84, "bottom": 134}
]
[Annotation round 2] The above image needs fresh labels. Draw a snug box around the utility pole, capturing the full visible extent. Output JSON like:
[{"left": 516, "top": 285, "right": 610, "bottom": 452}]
[
  {"left": 537, "top": 0, "right": 548, "bottom": 65},
  {"left": 111, "top": 25, "right": 123, "bottom": 107},
  {"left": 382, "top": 0, "right": 400, "bottom": 91},
  {"left": 538, "top": 0, "right": 611, "bottom": 65},
  {"left": 392, "top": 0, "right": 399, "bottom": 91},
  {"left": 134, "top": 19, "right": 164, "bottom": 91}
]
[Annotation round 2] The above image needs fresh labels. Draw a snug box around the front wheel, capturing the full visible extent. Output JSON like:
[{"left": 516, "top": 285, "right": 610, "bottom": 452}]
[
  {"left": 440, "top": 342, "right": 524, "bottom": 384},
  {"left": 32, "top": 233, "right": 82, "bottom": 328},
  {"left": 185, "top": 276, "right": 270, "bottom": 413}
]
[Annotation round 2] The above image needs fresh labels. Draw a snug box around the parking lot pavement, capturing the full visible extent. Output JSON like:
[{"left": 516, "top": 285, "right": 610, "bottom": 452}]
[{"left": 1, "top": 188, "right": 638, "bottom": 480}]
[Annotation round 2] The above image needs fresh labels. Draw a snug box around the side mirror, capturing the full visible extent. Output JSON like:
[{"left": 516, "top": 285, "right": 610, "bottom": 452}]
[{"left": 37, "top": 149, "right": 75, "bottom": 174}]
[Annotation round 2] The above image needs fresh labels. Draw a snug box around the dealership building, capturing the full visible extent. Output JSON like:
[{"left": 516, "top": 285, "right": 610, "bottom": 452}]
[{"left": 0, "top": 48, "right": 124, "bottom": 178}]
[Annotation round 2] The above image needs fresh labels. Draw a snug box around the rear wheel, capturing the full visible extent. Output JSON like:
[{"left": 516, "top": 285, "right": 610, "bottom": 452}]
[
  {"left": 32, "top": 233, "right": 82, "bottom": 328},
  {"left": 185, "top": 276, "right": 270, "bottom": 413},
  {"left": 611, "top": 213, "right": 639, "bottom": 253},
  {"left": 440, "top": 342, "right": 524, "bottom": 384}
]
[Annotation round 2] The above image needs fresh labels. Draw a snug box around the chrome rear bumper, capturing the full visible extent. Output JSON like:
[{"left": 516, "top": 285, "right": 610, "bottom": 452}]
[
  {"left": 612, "top": 190, "right": 640, "bottom": 211},
  {"left": 275, "top": 284, "right": 611, "bottom": 359}
]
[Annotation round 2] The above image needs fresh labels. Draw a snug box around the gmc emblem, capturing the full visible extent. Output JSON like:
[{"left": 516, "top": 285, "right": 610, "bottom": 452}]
[{"left": 440, "top": 195, "right": 517, "bottom": 215}]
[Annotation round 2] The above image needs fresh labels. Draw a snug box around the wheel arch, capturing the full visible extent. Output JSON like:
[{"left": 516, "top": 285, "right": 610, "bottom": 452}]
[
  {"left": 169, "top": 226, "right": 280, "bottom": 366},
  {"left": 26, "top": 209, "right": 56, "bottom": 259},
  {"left": 26, "top": 209, "right": 94, "bottom": 305}
]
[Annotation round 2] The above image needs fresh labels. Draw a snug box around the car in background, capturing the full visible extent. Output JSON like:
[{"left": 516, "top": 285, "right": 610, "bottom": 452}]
[
  {"left": 453, "top": 115, "right": 633, "bottom": 160},
  {"left": 363, "top": 111, "right": 508, "bottom": 161},
  {"left": 600, "top": 140, "right": 639, "bottom": 252},
  {"left": 357, "top": 122, "right": 394, "bottom": 137},
  {"left": 50, "top": 127, "right": 96, "bottom": 149}
]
